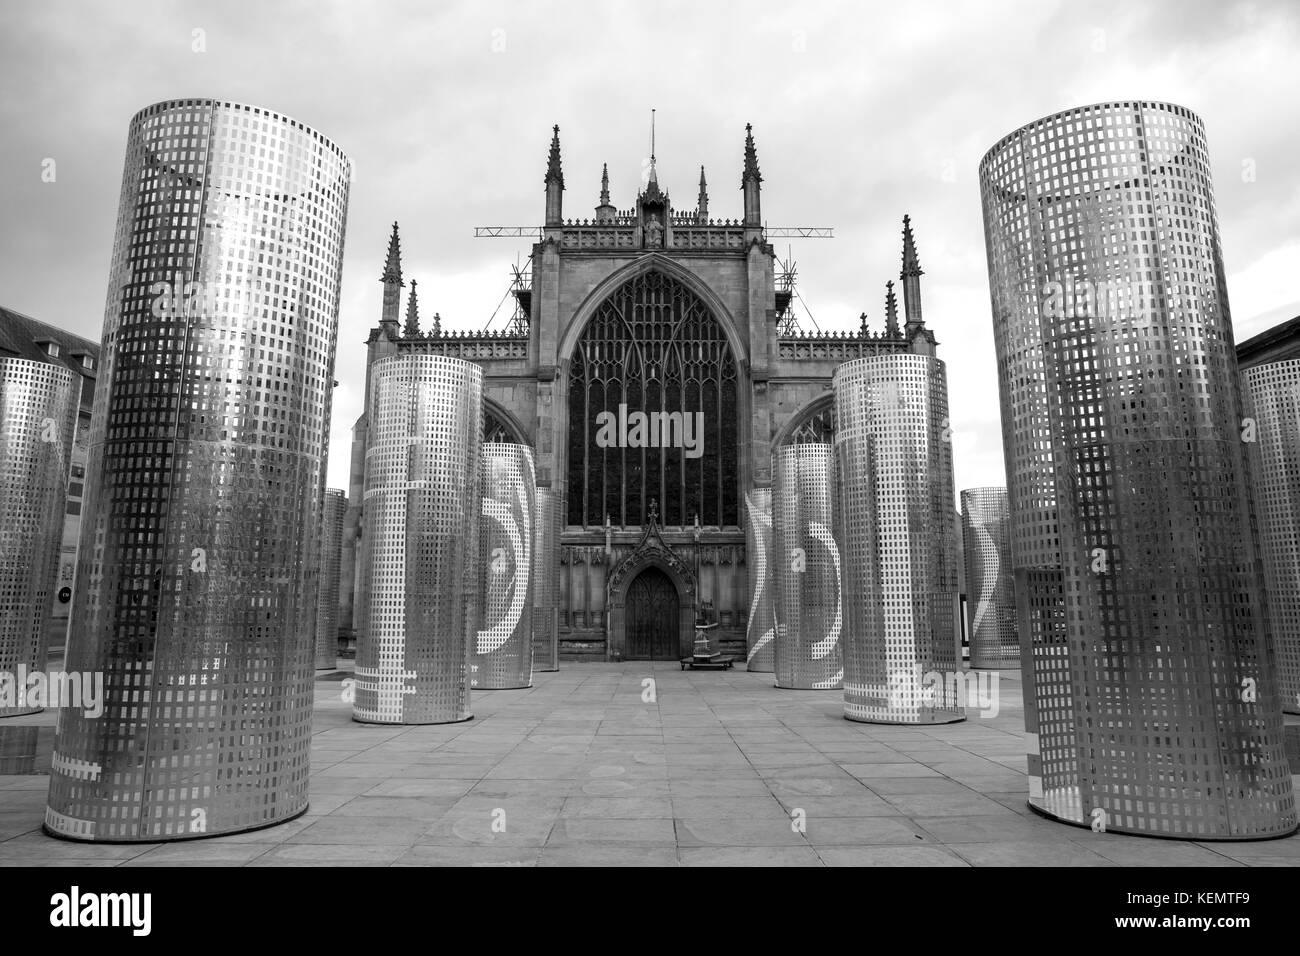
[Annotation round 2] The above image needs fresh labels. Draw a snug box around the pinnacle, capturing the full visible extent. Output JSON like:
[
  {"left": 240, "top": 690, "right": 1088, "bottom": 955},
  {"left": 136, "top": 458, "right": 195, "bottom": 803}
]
[{"left": 380, "top": 221, "right": 403, "bottom": 285}]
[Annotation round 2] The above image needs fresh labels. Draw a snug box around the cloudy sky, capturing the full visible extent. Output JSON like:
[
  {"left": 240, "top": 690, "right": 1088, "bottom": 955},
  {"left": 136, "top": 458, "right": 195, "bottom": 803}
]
[{"left": 2, "top": 0, "right": 1296, "bottom": 494}]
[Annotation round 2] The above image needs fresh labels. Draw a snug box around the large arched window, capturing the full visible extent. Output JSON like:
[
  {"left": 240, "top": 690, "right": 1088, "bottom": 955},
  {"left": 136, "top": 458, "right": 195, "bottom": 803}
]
[
  {"left": 483, "top": 407, "right": 523, "bottom": 445},
  {"left": 567, "top": 271, "right": 739, "bottom": 529},
  {"left": 785, "top": 402, "right": 835, "bottom": 445}
]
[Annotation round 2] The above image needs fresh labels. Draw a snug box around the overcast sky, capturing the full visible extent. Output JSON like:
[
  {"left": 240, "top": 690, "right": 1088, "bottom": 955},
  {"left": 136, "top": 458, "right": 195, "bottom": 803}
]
[{"left": 2, "top": 0, "right": 1296, "bottom": 494}]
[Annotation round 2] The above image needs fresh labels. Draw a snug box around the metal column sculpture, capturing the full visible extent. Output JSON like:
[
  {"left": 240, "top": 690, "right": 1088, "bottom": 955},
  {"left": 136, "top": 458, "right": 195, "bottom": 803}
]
[
  {"left": 355, "top": 354, "right": 482, "bottom": 724},
  {"left": 315, "top": 488, "right": 347, "bottom": 670},
  {"left": 834, "top": 355, "right": 963, "bottom": 724},
  {"left": 771, "top": 444, "right": 842, "bottom": 689},
  {"left": 0, "top": 358, "right": 77, "bottom": 717},
  {"left": 46, "top": 99, "right": 351, "bottom": 841},
  {"left": 1242, "top": 360, "right": 1300, "bottom": 715},
  {"left": 531, "top": 486, "right": 560, "bottom": 672},
  {"left": 471, "top": 443, "right": 535, "bottom": 690},
  {"left": 960, "top": 487, "right": 1019, "bottom": 670},
  {"left": 744, "top": 488, "right": 776, "bottom": 673},
  {"left": 980, "top": 100, "right": 1296, "bottom": 838}
]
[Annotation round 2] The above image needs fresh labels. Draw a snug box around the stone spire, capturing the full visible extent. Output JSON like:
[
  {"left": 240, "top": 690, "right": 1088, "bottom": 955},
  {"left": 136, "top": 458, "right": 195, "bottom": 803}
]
[
  {"left": 380, "top": 221, "right": 404, "bottom": 333},
  {"left": 545, "top": 125, "right": 564, "bottom": 188},
  {"left": 900, "top": 215, "right": 924, "bottom": 333},
  {"left": 545, "top": 125, "right": 564, "bottom": 226},
  {"left": 596, "top": 163, "right": 615, "bottom": 223},
  {"left": 430, "top": 312, "right": 442, "bottom": 337},
  {"left": 402, "top": 279, "right": 420, "bottom": 338},
  {"left": 885, "top": 280, "right": 900, "bottom": 338},
  {"left": 697, "top": 165, "right": 709, "bottom": 221},
  {"left": 742, "top": 124, "right": 762, "bottom": 226},
  {"left": 742, "top": 124, "right": 762, "bottom": 185}
]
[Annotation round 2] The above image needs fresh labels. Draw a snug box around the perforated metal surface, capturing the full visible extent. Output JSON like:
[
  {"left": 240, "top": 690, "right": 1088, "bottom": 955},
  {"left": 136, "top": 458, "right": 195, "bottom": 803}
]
[
  {"left": 45, "top": 99, "right": 350, "bottom": 841},
  {"left": 834, "top": 355, "right": 963, "bottom": 724},
  {"left": 1242, "top": 360, "right": 1300, "bottom": 715},
  {"left": 531, "top": 486, "right": 560, "bottom": 672},
  {"left": 471, "top": 443, "right": 535, "bottom": 689},
  {"left": 771, "top": 444, "right": 842, "bottom": 689},
  {"left": 315, "top": 488, "right": 346, "bottom": 670},
  {"left": 0, "top": 359, "right": 77, "bottom": 718},
  {"left": 743, "top": 488, "right": 775, "bottom": 673},
  {"left": 981, "top": 101, "right": 1296, "bottom": 838},
  {"left": 356, "top": 354, "right": 481, "bottom": 724},
  {"left": 960, "top": 487, "right": 1019, "bottom": 669}
]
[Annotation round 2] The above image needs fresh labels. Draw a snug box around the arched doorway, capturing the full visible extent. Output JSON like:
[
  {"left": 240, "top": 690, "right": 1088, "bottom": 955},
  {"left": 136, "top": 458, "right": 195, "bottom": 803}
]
[{"left": 624, "top": 567, "right": 679, "bottom": 660}]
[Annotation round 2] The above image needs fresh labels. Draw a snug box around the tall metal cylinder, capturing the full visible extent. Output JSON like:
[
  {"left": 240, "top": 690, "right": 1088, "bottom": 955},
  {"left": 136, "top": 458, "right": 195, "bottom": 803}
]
[
  {"left": 743, "top": 487, "right": 776, "bottom": 673},
  {"left": 980, "top": 100, "right": 1295, "bottom": 838},
  {"left": 471, "top": 443, "right": 535, "bottom": 690},
  {"left": 0, "top": 358, "right": 77, "bottom": 718},
  {"left": 315, "top": 488, "right": 347, "bottom": 670},
  {"left": 1242, "top": 360, "right": 1300, "bottom": 715},
  {"left": 960, "top": 487, "right": 1019, "bottom": 670},
  {"left": 355, "top": 353, "right": 481, "bottom": 724},
  {"left": 531, "top": 486, "right": 560, "bottom": 672},
  {"left": 771, "top": 444, "right": 842, "bottom": 689},
  {"left": 834, "top": 355, "right": 963, "bottom": 724},
  {"left": 45, "top": 99, "right": 351, "bottom": 842}
]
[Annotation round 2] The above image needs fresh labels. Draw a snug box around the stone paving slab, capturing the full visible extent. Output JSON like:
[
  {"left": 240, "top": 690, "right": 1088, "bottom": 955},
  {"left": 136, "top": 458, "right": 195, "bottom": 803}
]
[{"left": 0, "top": 663, "right": 1295, "bottom": 866}]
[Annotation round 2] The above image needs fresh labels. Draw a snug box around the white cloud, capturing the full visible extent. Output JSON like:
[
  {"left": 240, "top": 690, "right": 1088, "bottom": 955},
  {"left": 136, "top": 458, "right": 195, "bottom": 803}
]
[{"left": 1, "top": 0, "right": 1296, "bottom": 494}]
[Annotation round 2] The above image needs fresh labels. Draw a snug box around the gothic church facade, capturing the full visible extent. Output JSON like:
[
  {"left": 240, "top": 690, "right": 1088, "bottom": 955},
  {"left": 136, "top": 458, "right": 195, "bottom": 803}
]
[{"left": 341, "top": 125, "right": 939, "bottom": 661}]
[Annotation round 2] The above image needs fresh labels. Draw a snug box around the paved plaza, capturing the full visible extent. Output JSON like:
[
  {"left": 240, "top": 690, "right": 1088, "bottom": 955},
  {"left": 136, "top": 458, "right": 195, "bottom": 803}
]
[{"left": 1, "top": 663, "right": 1298, "bottom": 866}]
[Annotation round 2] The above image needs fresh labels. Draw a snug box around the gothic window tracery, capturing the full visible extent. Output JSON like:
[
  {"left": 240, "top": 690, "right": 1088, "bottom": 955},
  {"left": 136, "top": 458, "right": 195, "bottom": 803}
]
[
  {"left": 786, "top": 403, "right": 835, "bottom": 444},
  {"left": 567, "top": 271, "right": 738, "bottom": 528},
  {"left": 483, "top": 409, "right": 517, "bottom": 445}
]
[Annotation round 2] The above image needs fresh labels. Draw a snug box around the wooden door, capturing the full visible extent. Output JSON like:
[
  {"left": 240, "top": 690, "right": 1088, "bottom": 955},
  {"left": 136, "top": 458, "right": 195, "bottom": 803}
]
[{"left": 625, "top": 568, "right": 678, "bottom": 660}]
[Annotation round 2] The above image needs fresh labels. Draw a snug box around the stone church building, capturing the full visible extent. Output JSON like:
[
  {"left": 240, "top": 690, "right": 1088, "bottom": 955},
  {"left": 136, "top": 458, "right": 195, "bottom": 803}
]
[{"left": 340, "top": 125, "right": 939, "bottom": 662}]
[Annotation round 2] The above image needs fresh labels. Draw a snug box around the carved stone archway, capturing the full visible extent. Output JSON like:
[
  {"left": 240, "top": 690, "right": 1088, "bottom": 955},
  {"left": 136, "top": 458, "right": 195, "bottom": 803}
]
[
  {"left": 605, "top": 502, "right": 696, "bottom": 661},
  {"left": 774, "top": 393, "right": 835, "bottom": 447}
]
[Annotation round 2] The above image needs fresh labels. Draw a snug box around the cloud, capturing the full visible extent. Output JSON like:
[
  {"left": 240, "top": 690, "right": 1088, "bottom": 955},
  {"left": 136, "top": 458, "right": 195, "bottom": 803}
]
[{"left": 1, "top": 0, "right": 1296, "bottom": 496}]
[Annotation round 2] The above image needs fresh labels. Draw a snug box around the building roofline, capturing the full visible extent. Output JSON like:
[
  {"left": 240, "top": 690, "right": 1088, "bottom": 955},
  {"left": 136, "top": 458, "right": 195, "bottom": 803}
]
[{"left": 1236, "top": 314, "right": 1300, "bottom": 363}]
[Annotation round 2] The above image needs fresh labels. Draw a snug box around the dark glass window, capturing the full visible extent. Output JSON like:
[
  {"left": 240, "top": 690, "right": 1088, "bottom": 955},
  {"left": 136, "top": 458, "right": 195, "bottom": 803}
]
[
  {"left": 483, "top": 410, "right": 517, "bottom": 445},
  {"left": 567, "top": 271, "right": 738, "bottom": 528},
  {"left": 787, "top": 404, "right": 835, "bottom": 444}
]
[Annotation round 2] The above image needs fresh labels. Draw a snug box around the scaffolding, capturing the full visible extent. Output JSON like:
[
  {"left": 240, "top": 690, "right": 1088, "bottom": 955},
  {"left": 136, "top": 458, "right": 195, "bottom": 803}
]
[
  {"left": 483, "top": 255, "right": 532, "bottom": 334},
  {"left": 775, "top": 249, "right": 818, "bottom": 336}
]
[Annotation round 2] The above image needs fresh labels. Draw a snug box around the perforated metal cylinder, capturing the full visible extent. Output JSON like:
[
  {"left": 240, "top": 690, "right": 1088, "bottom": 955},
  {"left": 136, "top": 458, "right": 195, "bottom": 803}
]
[
  {"left": 315, "top": 488, "right": 346, "bottom": 670},
  {"left": 981, "top": 100, "right": 1295, "bottom": 838},
  {"left": 531, "top": 486, "right": 560, "bottom": 672},
  {"left": 0, "top": 358, "right": 77, "bottom": 718},
  {"left": 834, "top": 355, "right": 963, "bottom": 724},
  {"left": 744, "top": 487, "right": 776, "bottom": 673},
  {"left": 355, "top": 354, "right": 481, "bottom": 724},
  {"left": 1242, "top": 360, "right": 1300, "bottom": 715},
  {"left": 45, "top": 99, "right": 351, "bottom": 841},
  {"left": 960, "top": 487, "right": 1019, "bottom": 670},
  {"left": 771, "top": 444, "right": 842, "bottom": 689},
  {"left": 471, "top": 443, "right": 535, "bottom": 689}
]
